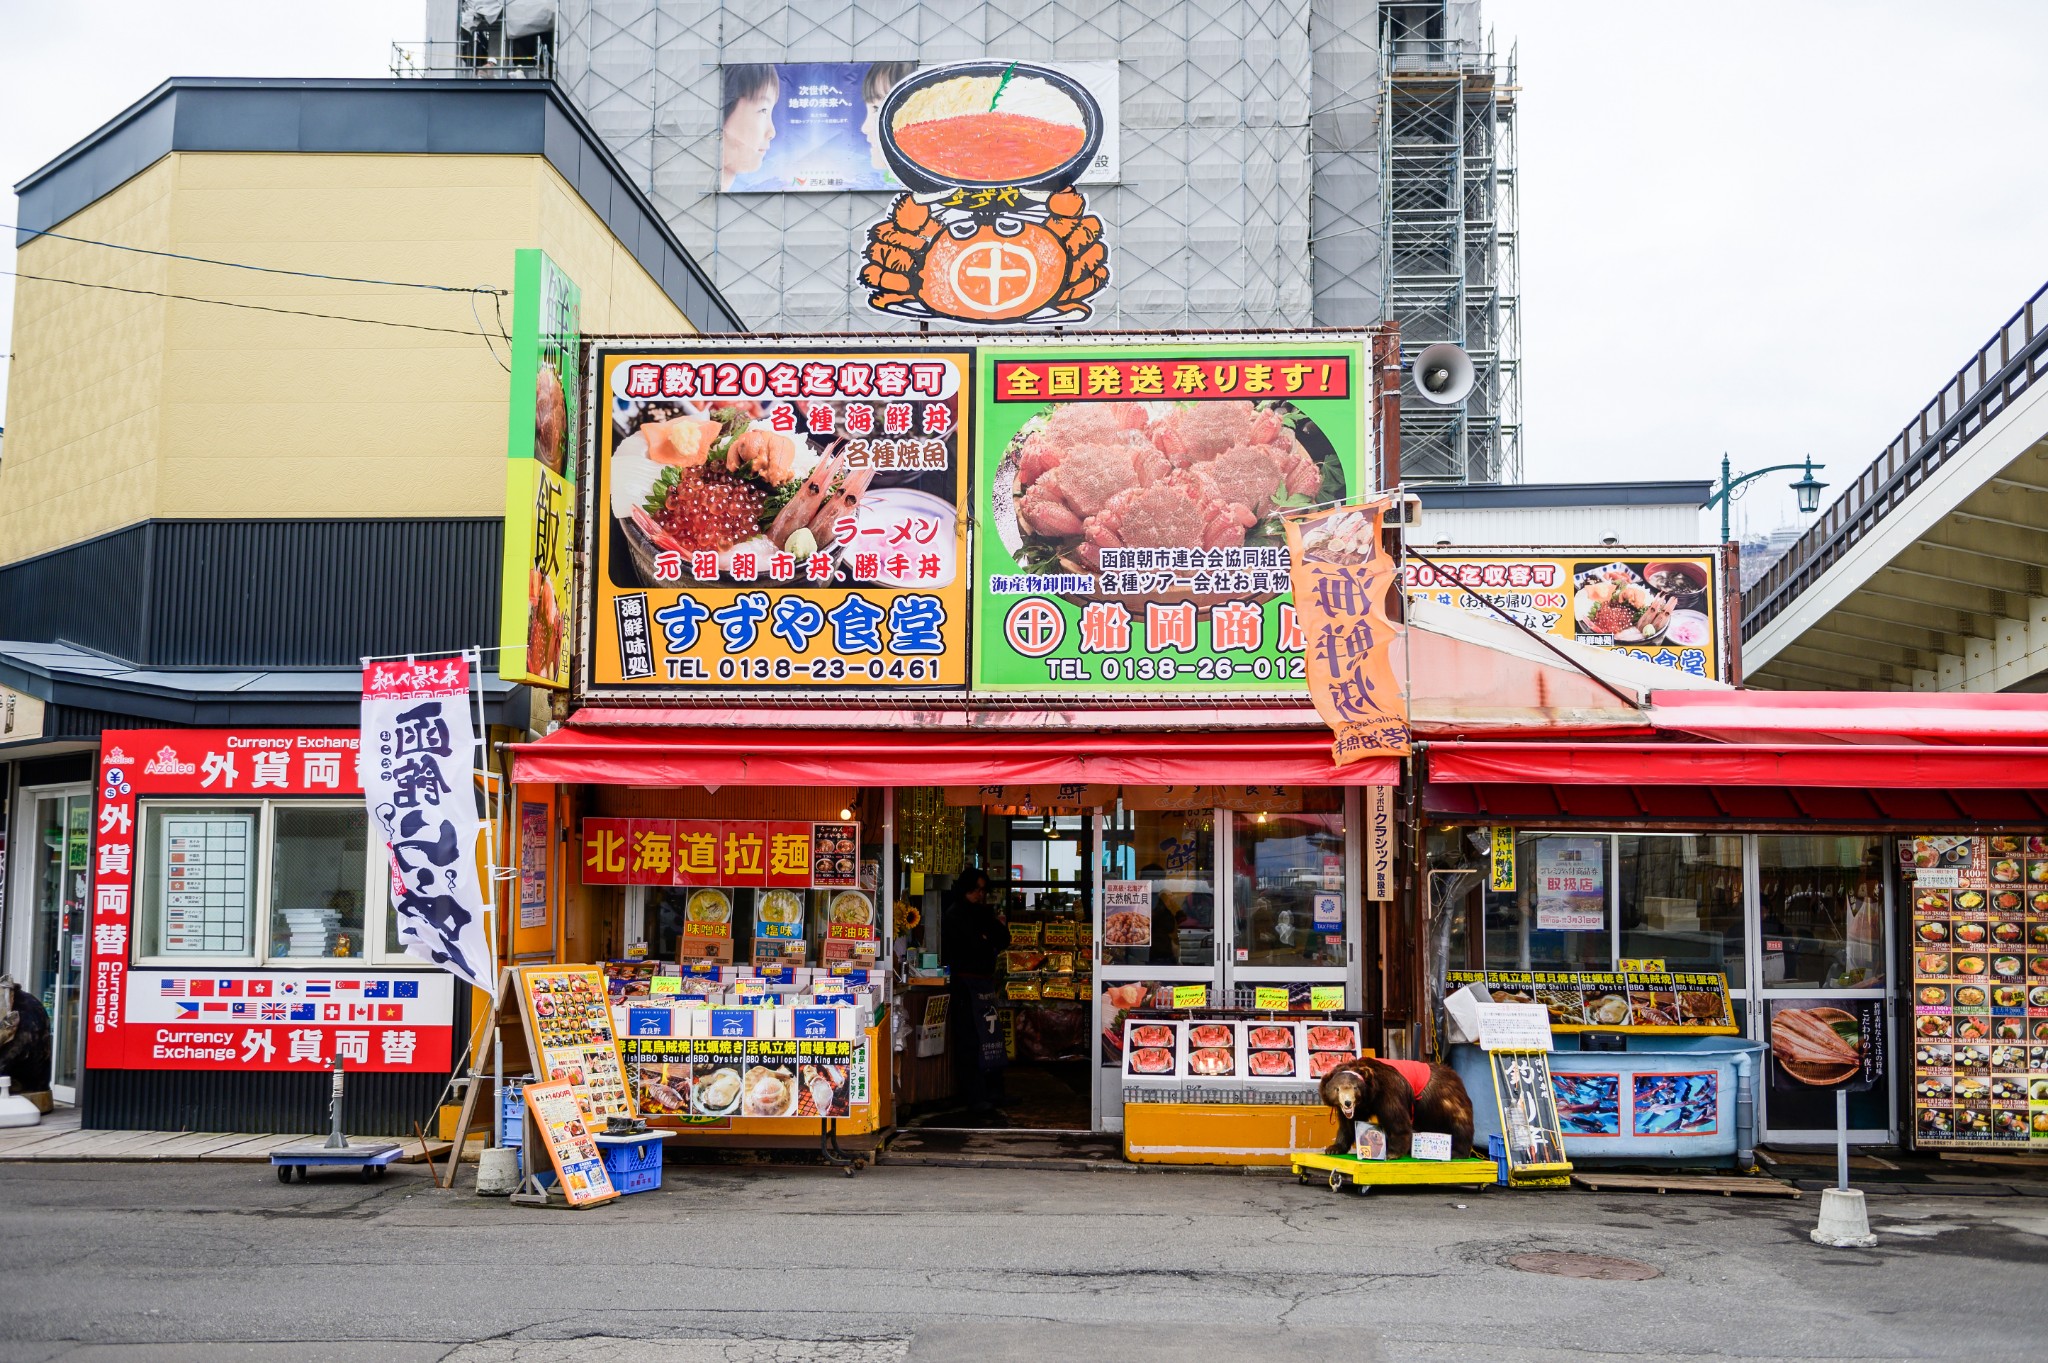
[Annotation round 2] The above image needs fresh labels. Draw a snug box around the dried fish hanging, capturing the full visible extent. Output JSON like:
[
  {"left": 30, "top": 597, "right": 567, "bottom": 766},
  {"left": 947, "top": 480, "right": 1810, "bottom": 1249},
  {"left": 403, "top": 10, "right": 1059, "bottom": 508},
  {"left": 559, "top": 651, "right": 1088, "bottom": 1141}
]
[{"left": 899, "top": 787, "right": 965, "bottom": 878}]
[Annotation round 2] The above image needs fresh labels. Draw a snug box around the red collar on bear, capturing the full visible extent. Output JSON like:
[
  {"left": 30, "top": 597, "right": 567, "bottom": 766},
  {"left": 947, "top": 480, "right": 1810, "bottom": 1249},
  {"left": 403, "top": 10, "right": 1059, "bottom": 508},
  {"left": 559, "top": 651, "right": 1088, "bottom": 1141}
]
[{"left": 1377, "top": 1057, "right": 1434, "bottom": 1110}]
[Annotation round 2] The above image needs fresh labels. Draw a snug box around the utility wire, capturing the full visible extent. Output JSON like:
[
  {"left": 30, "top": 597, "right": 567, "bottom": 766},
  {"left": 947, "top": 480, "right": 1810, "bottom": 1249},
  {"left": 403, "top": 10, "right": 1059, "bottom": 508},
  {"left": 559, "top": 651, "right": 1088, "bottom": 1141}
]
[
  {"left": 0, "top": 221, "right": 507, "bottom": 296},
  {"left": 2, "top": 269, "right": 508, "bottom": 341}
]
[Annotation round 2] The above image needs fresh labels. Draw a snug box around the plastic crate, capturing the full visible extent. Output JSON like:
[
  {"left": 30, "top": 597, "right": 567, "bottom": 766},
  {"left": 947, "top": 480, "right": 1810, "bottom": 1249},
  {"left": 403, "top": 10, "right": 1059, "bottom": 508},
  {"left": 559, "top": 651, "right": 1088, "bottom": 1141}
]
[{"left": 599, "top": 1134, "right": 664, "bottom": 1196}]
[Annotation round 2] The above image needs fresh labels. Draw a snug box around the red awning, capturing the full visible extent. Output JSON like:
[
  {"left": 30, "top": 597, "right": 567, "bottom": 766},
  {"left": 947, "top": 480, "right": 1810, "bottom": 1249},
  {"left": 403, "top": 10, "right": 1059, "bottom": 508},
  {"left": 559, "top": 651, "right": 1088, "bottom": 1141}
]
[
  {"left": 1649, "top": 690, "right": 2048, "bottom": 745},
  {"left": 1426, "top": 740, "right": 2048, "bottom": 789},
  {"left": 512, "top": 725, "right": 1398, "bottom": 788}
]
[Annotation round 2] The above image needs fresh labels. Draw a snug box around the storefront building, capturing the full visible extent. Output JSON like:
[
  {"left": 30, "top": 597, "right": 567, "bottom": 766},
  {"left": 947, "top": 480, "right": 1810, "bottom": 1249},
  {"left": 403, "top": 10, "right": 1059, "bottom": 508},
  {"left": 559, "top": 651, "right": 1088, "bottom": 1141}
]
[
  {"left": 1421, "top": 692, "right": 2048, "bottom": 1151},
  {"left": 0, "top": 76, "right": 737, "bottom": 1129},
  {"left": 501, "top": 329, "right": 1411, "bottom": 1145}
]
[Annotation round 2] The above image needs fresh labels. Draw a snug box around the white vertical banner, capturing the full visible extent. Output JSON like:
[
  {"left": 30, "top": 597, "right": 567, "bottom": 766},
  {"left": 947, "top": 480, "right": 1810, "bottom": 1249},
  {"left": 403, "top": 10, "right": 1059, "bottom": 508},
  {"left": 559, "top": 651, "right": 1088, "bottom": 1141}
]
[{"left": 360, "top": 655, "right": 494, "bottom": 992}]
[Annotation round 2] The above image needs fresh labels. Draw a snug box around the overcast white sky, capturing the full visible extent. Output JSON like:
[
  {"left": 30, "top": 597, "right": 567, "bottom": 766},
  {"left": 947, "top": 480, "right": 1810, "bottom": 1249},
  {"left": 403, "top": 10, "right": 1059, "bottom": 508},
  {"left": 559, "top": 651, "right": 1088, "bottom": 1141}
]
[{"left": 5, "top": 1, "right": 2045, "bottom": 541}]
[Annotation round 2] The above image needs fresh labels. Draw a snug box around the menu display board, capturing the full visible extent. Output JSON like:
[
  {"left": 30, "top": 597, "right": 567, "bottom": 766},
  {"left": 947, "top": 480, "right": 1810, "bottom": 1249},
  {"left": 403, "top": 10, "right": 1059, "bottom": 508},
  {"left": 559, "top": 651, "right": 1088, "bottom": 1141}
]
[
  {"left": 971, "top": 339, "right": 1368, "bottom": 696},
  {"left": 584, "top": 344, "right": 973, "bottom": 695},
  {"left": 1446, "top": 970, "right": 1736, "bottom": 1034},
  {"left": 621, "top": 1033, "right": 859, "bottom": 1121},
  {"left": 523, "top": 1079, "right": 618, "bottom": 1207},
  {"left": 1119, "top": 1016, "right": 1362, "bottom": 1090},
  {"left": 515, "top": 966, "right": 634, "bottom": 1121},
  {"left": 1901, "top": 834, "right": 2048, "bottom": 1148}
]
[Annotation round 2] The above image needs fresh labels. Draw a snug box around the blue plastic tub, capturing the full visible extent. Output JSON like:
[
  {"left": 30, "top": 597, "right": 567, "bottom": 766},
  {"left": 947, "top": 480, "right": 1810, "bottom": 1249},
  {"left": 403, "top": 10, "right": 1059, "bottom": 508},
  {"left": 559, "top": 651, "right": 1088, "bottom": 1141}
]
[{"left": 1452, "top": 1035, "right": 1764, "bottom": 1167}]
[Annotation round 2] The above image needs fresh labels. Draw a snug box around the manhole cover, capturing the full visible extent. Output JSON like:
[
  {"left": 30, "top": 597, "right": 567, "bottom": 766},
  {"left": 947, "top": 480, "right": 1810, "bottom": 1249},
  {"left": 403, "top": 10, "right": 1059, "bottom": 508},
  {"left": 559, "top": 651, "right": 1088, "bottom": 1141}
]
[{"left": 1507, "top": 1251, "right": 1661, "bottom": 1281}]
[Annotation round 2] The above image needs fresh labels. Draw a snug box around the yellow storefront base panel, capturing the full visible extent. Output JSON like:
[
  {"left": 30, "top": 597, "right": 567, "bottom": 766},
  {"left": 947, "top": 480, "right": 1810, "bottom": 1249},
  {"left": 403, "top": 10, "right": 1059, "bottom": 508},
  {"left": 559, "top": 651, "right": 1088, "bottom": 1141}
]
[{"left": 1123, "top": 1103, "right": 1339, "bottom": 1166}]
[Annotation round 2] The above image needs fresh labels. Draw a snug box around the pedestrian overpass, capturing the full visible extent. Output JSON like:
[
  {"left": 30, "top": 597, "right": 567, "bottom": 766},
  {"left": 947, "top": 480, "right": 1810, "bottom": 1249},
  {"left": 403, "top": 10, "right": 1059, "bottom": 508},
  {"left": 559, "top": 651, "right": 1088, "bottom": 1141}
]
[{"left": 1741, "top": 281, "right": 2048, "bottom": 691}]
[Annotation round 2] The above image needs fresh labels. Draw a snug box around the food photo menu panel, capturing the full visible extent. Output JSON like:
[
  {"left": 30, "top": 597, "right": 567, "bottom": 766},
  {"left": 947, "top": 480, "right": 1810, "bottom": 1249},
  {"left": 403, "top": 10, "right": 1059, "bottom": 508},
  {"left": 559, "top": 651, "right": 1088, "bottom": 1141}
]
[{"left": 1902, "top": 835, "right": 2048, "bottom": 1148}]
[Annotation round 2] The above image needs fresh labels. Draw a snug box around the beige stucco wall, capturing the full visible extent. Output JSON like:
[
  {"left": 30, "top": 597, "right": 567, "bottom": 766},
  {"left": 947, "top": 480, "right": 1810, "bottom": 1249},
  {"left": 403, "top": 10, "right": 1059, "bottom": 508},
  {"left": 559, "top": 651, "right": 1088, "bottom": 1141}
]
[{"left": 1, "top": 151, "right": 694, "bottom": 563}]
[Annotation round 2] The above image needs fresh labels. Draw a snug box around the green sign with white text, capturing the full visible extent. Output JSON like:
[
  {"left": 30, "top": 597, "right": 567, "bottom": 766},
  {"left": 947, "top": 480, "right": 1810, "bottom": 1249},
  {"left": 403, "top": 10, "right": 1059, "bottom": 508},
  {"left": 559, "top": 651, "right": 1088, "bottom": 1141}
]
[{"left": 970, "top": 338, "right": 1369, "bottom": 694}]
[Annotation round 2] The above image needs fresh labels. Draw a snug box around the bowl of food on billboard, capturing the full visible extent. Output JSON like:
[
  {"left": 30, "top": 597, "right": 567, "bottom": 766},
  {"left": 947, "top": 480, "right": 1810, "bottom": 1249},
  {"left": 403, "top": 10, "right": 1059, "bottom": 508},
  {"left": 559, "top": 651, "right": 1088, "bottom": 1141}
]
[
  {"left": 876, "top": 60, "right": 1103, "bottom": 195},
  {"left": 606, "top": 365, "right": 962, "bottom": 592},
  {"left": 1570, "top": 560, "right": 1701, "bottom": 646},
  {"left": 991, "top": 398, "right": 1346, "bottom": 607}
]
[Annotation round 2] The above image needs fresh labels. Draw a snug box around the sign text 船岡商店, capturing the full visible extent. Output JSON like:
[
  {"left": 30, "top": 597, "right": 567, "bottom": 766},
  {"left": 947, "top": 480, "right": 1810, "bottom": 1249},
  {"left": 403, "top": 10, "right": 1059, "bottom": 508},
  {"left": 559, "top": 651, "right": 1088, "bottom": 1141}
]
[{"left": 974, "top": 338, "right": 1367, "bottom": 695}]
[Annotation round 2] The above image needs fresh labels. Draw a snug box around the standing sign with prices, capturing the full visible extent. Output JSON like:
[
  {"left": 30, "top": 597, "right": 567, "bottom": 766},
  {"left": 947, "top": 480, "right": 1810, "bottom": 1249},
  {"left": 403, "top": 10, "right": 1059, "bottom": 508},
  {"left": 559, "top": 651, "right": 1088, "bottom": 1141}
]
[
  {"left": 972, "top": 338, "right": 1369, "bottom": 695},
  {"left": 1489, "top": 1049, "right": 1572, "bottom": 1179},
  {"left": 523, "top": 1079, "right": 619, "bottom": 1206},
  {"left": 514, "top": 965, "right": 635, "bottom": 1122},
  {"left": 583, "top": 343, "right": 973, "bottom": 696}
]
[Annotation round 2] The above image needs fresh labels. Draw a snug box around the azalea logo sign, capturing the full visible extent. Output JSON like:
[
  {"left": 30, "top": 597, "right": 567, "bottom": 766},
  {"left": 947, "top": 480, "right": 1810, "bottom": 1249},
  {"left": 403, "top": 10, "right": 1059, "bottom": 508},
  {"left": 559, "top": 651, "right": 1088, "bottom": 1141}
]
[{"left": 144, "top": 746, "right": 196, "bottom": 777}]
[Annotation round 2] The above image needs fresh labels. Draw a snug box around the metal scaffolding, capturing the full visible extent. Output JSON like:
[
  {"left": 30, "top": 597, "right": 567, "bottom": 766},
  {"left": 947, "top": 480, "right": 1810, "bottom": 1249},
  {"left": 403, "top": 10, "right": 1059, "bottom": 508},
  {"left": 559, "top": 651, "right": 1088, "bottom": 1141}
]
[
  {"left": 1377, "top": 3, "right": 1519, "bottom": 483},
  {"left": 431, "top": 0, "right": 1522, "bottom": 482}
]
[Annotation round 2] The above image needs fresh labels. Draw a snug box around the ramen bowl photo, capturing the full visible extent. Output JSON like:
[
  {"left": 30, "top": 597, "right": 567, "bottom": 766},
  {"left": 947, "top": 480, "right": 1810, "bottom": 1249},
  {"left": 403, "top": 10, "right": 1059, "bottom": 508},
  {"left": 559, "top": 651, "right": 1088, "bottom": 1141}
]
[{"left": 878, "top": 61, "right": 1103, "bottom": 193}]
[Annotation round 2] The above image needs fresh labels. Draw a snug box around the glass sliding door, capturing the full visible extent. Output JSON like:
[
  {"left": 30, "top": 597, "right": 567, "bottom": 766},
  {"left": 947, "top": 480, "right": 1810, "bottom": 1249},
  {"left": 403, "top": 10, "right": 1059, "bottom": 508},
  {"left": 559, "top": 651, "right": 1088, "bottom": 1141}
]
[
  {"left": 1093, "top": 792, "right": 1366, "bottom": 1130},
  {"left": 1749, "top": 834, "right": 1894, "bottom": 1143},
  {"left": 1223, "top": 788, "right": 1354, "bottom": 1004},
  {"left": 1094, "top": 802, "right": 1220, "bottom": 1130},
  {"left": 23, "top": 788, "right": 90, "bottom": 1102}
]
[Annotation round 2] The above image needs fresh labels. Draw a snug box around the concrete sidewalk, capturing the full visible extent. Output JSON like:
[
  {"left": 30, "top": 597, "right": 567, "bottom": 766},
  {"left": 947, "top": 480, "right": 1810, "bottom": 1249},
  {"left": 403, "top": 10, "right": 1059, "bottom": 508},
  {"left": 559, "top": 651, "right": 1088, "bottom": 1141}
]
[{"left": 0, "top": 1108, "right": 418, "bottom": 1162}]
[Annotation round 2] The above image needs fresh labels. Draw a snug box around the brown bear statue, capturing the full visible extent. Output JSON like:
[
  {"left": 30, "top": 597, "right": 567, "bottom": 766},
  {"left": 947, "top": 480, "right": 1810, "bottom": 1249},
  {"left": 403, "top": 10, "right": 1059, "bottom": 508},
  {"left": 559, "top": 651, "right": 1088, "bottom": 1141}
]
[{"left": 1319, "top": 1056, "right": 1476, "bottom": 1159}]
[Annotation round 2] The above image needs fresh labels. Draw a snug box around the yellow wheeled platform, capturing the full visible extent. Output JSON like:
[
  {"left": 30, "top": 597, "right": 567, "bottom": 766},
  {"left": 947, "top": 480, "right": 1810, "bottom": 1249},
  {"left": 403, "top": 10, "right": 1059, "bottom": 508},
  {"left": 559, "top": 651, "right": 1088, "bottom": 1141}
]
[{"left": 1291, "top": 1150, "right": 1503, "bottom": 1193}]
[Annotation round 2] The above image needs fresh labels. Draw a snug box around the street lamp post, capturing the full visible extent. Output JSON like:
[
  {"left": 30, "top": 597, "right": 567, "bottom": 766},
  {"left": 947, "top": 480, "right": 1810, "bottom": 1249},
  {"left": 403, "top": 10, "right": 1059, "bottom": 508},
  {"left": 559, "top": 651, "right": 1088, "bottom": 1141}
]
[{"left": 1702, "top": 453, "right": 1828, "bottom": 545}]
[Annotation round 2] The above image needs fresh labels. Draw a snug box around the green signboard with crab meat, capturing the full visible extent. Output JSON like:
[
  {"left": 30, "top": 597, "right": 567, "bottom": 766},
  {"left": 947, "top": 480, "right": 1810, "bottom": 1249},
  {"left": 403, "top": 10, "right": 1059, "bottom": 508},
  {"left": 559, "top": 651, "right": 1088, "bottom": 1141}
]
[{"left": 970, "top": 338, "right": 1371, "bottom": 694}]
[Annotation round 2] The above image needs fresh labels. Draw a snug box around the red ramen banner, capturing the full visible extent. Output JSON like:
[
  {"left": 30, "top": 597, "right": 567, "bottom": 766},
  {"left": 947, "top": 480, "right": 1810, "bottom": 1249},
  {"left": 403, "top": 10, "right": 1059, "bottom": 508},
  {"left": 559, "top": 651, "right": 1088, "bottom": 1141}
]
[{"left": 1281, "top": 499, "right": 1411, "bottom": 765}]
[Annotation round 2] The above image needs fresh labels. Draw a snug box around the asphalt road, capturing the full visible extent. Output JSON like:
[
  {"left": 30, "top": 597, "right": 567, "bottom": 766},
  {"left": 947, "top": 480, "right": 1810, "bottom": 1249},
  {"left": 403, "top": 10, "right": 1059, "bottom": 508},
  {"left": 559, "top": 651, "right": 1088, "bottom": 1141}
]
[{"left": 0, "top": 1159, "right": 2042, "bottom": 1362}]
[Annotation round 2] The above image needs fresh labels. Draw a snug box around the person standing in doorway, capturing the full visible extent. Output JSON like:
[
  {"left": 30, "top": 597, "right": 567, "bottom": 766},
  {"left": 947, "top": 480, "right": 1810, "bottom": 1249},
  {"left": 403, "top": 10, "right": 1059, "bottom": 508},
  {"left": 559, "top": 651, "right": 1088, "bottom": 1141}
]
[{"left": 941, "top": 869, "right": 1006, "bottom": 1120}]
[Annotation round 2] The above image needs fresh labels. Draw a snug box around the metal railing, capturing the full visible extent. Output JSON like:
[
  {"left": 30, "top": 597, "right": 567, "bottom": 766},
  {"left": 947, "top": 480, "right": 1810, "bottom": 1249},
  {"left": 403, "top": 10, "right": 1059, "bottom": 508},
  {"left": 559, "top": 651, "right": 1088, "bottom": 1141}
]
[
  {"left": 390, "top": 40, "right": 553, "bottom": 80},
  {"left": 1742, "top": 280, "right": 2048, "bottom": 639}
]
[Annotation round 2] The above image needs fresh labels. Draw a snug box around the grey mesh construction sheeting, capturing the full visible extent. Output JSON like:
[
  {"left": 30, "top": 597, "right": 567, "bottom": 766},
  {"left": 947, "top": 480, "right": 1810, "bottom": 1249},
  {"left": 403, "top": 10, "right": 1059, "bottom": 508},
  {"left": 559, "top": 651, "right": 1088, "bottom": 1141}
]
[{"left": 547, "top": 0, "right": 1516, "bottom": 480}]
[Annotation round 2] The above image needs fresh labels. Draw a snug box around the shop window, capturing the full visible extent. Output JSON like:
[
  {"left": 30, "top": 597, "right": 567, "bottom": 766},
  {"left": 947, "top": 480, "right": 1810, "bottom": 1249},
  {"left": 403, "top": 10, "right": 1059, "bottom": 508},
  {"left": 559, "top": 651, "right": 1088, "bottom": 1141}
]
[
  {"left": 1101, "top": 807, "right": 1214, "bottom": 968},
  {"left": 268, "top": 806, "right": 370, "bottom": 961},
  {"left": 137, "top": 805, "right": 260, "bottom": 958},
  {"left": 1483, "top": 833, "right": 1611, "bottom": 972},
  {"left": 1616, "top": 835, "right": 1744, "bottom": 977},
  {"left": 1231, "top": 789, "right": 1344, "bottom": 969},
  {"left": 1755, "top": 835, "right": 1887, "bottom": 990},
  {"left": 135, "top": 800, "right": 414, "bottom": 967}
]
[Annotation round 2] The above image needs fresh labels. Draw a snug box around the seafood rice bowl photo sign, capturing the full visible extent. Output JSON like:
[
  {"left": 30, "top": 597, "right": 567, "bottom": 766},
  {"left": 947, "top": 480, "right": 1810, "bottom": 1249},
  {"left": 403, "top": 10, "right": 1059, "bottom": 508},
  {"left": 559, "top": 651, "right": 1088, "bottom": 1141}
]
[
  {"left": 583, "top": 341, "right": 973, "bottom": 696},
  {"left": 861, "top": 61, "right": 1110, "bottom": 325}
]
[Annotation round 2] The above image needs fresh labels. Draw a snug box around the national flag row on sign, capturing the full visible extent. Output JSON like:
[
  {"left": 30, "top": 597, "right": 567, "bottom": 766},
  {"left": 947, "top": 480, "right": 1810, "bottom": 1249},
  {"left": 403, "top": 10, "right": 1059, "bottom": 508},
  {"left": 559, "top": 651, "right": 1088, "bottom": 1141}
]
[
  {"left": 156, "top": 977, "right": 423, "bottom": 999},
  {"left": 172, "top": 1000, "right": 409, "bottom": 1022}
]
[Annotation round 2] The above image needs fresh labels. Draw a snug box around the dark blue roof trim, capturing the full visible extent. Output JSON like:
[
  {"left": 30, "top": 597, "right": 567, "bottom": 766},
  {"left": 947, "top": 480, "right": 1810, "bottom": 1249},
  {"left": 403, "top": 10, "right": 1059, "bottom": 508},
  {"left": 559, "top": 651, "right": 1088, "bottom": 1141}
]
[
  {"left": 14, "top": 77, "right": 742, "bottom": 333},
  {"left": 0, "top": 639, "right": 529, "bottom": 729},
  {"left": 1413, "top": 481, "right": 1713, "bottom": 510}
]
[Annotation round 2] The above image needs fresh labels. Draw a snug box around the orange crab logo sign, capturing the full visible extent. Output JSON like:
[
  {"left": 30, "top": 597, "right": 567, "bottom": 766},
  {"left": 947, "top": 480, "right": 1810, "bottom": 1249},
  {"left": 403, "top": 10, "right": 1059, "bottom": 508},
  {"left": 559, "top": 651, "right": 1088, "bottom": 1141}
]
[{"left": 861, "top": 61, "right": 1109, "bottom": 326}]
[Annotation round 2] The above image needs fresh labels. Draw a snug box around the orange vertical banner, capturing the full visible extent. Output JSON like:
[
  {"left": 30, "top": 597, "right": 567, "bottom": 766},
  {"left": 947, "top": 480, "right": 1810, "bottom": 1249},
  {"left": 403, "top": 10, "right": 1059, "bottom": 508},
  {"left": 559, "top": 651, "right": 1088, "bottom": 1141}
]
[{"left": 1281, "top": 498, "right": 1411, "bottom": 764}]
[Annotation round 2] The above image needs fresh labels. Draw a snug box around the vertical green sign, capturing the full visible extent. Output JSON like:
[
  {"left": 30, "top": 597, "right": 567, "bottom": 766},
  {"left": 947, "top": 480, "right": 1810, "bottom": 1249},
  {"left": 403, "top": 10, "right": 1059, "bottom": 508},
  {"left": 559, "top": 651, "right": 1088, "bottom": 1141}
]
[{"left": 500, "top": 249, "right": 583, "bottom": 688}]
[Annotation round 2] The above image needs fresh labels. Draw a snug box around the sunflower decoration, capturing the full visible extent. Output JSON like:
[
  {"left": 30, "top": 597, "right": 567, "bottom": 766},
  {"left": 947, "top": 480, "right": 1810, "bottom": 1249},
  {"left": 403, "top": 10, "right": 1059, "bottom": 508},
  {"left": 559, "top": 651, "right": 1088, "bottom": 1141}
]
[{"left": 893, "top": 899, "right": 923, "bottom": 935}]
